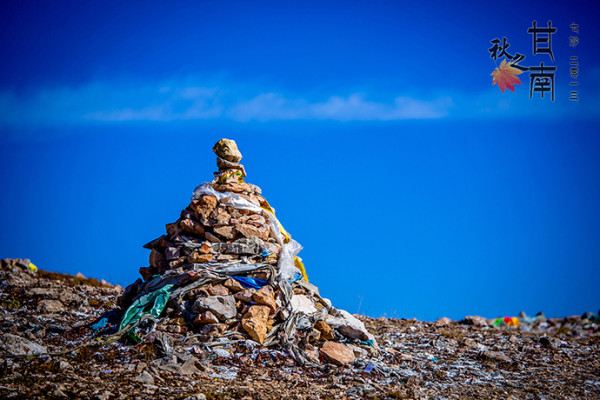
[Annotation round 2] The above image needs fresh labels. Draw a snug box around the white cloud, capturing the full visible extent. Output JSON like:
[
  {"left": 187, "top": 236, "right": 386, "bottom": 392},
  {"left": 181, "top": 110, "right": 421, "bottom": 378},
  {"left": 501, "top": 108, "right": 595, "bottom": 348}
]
[
  {"left": 0, "top": 79, "right": 453, "bottom": 126},
  {"left": 228, "top": 93, "right": 452, "bottom": 121},
  {"left": 2, "top": 77, "right": 595, "bottom": 128}
]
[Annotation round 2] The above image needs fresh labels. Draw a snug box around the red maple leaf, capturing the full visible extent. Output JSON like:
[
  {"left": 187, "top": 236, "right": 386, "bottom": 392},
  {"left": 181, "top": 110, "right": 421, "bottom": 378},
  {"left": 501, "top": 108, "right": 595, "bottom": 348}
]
[{"left": 491, "top": 59, "right": 523, "bottom": 92}]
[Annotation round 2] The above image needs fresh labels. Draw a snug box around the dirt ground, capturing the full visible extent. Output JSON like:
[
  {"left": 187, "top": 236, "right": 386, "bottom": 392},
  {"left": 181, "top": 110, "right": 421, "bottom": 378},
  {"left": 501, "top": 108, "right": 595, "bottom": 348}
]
[{"left": 1, "top": 264, "right": 599, "bottom": 399}]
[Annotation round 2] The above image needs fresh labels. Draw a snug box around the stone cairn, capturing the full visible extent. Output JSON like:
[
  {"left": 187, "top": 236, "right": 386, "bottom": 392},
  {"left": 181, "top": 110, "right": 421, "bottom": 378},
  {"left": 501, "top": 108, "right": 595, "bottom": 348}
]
[{"left": 116, "top": 139, "right": 375, "bottom": 366}]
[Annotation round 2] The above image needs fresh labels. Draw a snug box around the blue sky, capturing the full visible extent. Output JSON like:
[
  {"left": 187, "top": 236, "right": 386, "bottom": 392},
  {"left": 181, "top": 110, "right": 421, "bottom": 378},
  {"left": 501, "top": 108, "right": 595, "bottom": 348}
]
[{"left": 1, "top": 1, "right": 599, "bottom": 320}]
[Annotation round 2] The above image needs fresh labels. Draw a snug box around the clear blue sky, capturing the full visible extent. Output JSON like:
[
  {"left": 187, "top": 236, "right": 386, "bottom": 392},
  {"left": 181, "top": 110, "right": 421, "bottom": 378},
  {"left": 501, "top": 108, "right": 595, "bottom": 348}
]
[{"left": 1, "top": 1, "right": 599, "bottom": 320}]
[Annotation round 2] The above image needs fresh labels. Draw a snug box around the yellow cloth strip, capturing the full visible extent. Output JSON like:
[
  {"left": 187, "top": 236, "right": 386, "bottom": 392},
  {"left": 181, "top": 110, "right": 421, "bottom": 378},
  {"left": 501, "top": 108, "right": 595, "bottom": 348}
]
[
  {"left": 294, "top": 256, "right": 308, "bottom": 282},
  {"left": 261, "top": 201, "right": 307, "bottom": 281}
]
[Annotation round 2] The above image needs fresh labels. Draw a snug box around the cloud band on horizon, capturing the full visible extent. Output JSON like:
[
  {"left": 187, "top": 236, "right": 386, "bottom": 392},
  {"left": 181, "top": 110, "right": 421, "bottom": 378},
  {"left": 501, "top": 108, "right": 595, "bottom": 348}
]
[{"left": 0, "top": 77, "right": 596, "bottom": 128}]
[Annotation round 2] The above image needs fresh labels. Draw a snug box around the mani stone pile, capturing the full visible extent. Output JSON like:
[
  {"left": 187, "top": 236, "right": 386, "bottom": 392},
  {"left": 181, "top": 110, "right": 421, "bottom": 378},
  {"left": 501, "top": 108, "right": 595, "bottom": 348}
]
[{"left": 116, "top": 139, "right": 375, "bottom": 366}]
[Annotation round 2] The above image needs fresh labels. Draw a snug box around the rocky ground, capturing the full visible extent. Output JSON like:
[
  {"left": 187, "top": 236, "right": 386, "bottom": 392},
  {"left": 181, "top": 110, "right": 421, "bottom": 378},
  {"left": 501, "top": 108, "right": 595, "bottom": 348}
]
[{"left": 1, "top": 264, "right": 599, "bottom": 399}]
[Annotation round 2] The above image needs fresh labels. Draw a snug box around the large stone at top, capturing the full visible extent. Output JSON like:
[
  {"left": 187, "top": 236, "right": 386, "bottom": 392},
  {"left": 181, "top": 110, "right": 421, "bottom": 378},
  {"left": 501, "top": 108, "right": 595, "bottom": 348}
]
[{"left": 213, "top": 139, "right": 242, "bottom": 163}]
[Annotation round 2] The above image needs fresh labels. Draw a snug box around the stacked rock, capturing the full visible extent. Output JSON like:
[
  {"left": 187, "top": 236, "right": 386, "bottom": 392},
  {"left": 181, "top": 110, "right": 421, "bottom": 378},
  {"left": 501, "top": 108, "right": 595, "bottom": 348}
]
[
  {"left": 117, "top": 138, "right": 374, "bottom": 366},
  {"left": 138, "top": 138, "right": 289, "bottom": 281}
]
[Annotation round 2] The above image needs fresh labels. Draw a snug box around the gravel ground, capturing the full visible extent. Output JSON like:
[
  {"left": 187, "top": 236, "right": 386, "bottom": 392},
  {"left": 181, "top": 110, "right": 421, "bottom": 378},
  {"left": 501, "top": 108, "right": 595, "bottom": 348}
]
[{"left": 1, "top": 264, "right": 599, "bottom": 399}]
